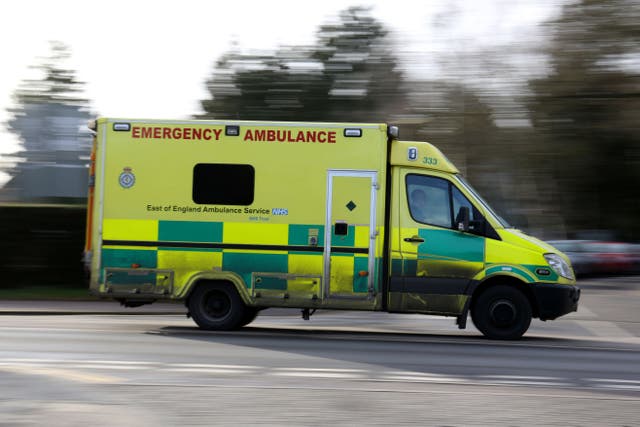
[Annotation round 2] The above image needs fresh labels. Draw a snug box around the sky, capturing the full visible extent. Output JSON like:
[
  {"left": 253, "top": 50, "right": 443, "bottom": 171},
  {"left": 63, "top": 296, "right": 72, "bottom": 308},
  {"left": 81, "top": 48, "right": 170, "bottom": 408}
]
[{"left": 0, "top": 0, "right": 565, "bottom": 184}]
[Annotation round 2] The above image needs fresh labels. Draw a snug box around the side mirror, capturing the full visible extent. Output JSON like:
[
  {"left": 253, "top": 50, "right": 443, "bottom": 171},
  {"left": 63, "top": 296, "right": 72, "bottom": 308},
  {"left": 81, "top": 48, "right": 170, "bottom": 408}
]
[{"left": 455, "top": 206, "right": 470, "bottom": 232}]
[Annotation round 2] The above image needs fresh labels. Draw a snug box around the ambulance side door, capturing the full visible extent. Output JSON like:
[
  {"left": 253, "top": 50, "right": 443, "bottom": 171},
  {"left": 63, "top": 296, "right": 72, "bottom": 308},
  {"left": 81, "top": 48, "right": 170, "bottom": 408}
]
[{"left": 389, "top": 168, "right": 486, "bottom": 315}]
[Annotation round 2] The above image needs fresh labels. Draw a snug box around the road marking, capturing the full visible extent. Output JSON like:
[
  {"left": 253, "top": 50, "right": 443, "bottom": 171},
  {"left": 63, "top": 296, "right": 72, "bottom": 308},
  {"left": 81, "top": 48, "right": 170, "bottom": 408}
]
[
  {"left": 588, "top": 379, "right": 640, "bottom": 384},
  {"left": 272, "top": 372, "right": 362, "bottom": 379},
  {"left": 475, "top": 375, "right": 570, "bottom": 387},
  {"left": 275, "top": 367, "right": 367, "bottom": 372},
  {"left": 592, "top": 384, "right": 640, "bottom": 392},
  {"left": 272, "top": 367, "right": 365, "bottom": 379},
  {"left": 482, "top": 375, "right": 560, "bottom": 380},
  {"left": 578, "top": 320, "right": 635, "bottom": 338},
  {"left": 87, "top": 360, "right": 155, "bottom": 365},
  {"left": 74, "top": 364, "right": 146, "bottom": 370},
  {"left": 588, "top": 378, "right": 640, "bottom": 391},
  {"left": 382, "top": 371, "right": 465, "bottom": 383},
  {"left": 2, "top": 357, "right": 639, "bottom": 392},
  {"left": 166, "top": 368, "right": 254, "bottom": 374},
  {"left": 482, "top": 379, "right": 570, "bottom": 387},
  {"left": 0, "top": 365, "right": 121, "bottom": 384},
  {"left": 567, "top": 305, "right": 598, "bottom": 318},
  {"left": 172, "top": 363, "right": 260, "bottom": 369}
]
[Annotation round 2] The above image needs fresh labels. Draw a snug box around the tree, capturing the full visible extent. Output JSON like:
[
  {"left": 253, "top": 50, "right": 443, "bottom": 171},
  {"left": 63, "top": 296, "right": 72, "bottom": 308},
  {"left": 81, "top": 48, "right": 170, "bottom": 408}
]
[
  {"left": 529, "top": 0, "right": 640, "bottom": 239},
  {"left": 312, "top": 6, "right": 406, "bottom": 122},
  {"left": 3, "top": 41, "right": 93, "bottom": 202},
  {"left": 198, "top": 7, "right": 406, "bottom": 123}
]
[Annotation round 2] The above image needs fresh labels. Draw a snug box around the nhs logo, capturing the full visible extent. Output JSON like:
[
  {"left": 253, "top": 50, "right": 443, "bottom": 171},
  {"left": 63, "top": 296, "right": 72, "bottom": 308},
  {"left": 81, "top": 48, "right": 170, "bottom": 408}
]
[{"left": 272, "top": 208, "right": 289, "bottom": 216}]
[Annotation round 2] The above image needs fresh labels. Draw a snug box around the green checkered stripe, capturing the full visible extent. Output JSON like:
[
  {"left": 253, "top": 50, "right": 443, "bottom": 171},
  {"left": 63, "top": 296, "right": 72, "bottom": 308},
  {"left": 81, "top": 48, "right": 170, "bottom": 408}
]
[{"left": 101, "top": 220, "right": 379, "bottom": 293}]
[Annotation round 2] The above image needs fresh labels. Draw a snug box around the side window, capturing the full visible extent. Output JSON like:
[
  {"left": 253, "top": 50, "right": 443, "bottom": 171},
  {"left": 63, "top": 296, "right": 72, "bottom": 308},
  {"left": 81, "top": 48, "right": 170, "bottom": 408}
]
[
  {"left": 452, "top": 186, "right": 484, "bottom": 234},
  {"left": 192, "top": 164, "right": 255, "bottom": 205},
  {"left": 406, "top": 175, "right": 452, "bottom": 228}
]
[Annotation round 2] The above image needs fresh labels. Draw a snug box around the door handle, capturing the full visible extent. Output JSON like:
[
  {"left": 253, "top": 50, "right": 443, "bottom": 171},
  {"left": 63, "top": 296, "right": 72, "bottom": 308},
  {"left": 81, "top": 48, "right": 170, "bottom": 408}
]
[{"left": 404, "top": 236, "right": 424, "bottom": 243}]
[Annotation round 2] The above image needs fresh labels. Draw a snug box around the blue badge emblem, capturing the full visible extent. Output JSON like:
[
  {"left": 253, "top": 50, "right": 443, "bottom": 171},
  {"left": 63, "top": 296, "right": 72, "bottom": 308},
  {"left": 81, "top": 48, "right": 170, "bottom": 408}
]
[{"left": 119, "top": 167, "right": 135, "bottom": 189}]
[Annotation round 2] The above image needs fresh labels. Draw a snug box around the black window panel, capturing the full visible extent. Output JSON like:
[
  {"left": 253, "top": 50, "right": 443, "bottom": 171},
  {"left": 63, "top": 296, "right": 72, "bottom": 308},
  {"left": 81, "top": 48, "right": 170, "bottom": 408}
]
[{"left": 193, "top": 164, "right": 255, "bottom": 205}]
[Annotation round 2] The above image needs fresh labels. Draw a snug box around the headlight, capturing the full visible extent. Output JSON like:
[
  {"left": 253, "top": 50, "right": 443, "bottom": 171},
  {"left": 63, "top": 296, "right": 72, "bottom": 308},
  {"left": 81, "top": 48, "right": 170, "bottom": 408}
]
[{"left": 544, "top": 253, "right": 574, "bottom": 280}]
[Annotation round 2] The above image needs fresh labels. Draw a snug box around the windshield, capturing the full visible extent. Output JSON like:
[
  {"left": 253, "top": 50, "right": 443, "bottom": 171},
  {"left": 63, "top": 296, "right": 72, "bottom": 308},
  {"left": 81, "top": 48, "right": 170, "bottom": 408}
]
[{"left": 454, "top": 175, "right": 512, "bottom": 228}]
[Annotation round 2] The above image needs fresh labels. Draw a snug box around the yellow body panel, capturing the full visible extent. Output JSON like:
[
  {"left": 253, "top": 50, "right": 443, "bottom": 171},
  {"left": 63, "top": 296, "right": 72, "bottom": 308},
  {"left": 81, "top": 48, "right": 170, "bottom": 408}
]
[
  {"left": 88, "top": 118, "right": 389, "bottom": 308},
  {"left": 103, "top": 219, "right": 158, "bottom": 241},
  {"left": 224, "top": 223, "right": 289, "bottom": 246}
]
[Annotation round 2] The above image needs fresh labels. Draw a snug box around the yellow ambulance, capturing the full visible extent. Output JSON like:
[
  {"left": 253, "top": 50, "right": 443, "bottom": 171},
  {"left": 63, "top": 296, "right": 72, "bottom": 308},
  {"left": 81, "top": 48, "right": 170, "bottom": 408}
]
[{"left": 84, "top": 118, "right": 580, "bottom": 339}]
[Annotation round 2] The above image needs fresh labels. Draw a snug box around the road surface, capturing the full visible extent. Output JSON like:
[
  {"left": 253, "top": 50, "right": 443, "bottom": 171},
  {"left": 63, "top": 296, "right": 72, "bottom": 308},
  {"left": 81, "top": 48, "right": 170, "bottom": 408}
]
[{"left": 1, "top": 276, "right": 639, "bottom": 426}]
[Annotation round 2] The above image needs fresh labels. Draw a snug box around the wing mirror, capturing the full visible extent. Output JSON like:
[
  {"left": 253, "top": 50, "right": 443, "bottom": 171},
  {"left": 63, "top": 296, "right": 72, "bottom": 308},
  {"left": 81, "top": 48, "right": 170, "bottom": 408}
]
[{"left": 455, "top": 206, "right": 470, "bottom": 232}]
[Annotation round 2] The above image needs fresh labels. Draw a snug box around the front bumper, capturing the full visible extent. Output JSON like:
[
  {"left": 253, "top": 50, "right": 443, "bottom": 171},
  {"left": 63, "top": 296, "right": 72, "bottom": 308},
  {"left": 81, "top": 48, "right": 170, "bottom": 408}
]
[{"left": 532, "top": 283, "right": 580, "bottom": 321}]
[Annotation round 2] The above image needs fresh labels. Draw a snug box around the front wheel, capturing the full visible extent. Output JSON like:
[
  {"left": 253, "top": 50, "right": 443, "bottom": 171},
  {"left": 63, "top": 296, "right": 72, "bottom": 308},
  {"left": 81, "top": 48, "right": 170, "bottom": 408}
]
[
  {"left": 237, "top": 307, "right": 260, "bottom": 328},
  {"left": 471, "top": 285, "right": 532, "bottom": 340},
  {"left": 188, "top": 282, "right": 247, "bottom": 330}
]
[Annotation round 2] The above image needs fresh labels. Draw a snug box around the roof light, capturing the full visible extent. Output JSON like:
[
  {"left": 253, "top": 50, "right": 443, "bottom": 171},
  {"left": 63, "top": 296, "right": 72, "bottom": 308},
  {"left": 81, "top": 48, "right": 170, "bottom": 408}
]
[
  {"left": 113, "top": 123, "right": 131, "bottom": 132},
  {"left": 225, "top": 125, "right": 240, "bottom": 136},
  {"left": 344, "top": 128, "right": 362, "bottom": 137},
  {"left": 87, "top": 120, "right": 97, "bottom": 131},
  {"left": 387, "top": 125, "right": 399, "bottom": 139}
]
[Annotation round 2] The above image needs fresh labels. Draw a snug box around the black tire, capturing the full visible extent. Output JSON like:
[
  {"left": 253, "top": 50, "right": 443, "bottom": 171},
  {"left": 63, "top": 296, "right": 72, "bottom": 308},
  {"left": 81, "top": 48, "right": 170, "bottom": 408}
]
[
  {"left": 188, "top": 282, "right": 247, "bottom": 330},
  {"left": 471, "top": 285, "right": 532, "bottom": 340},
  {"left": 237, "top": 307, "right": 259, "bottom": 328}
]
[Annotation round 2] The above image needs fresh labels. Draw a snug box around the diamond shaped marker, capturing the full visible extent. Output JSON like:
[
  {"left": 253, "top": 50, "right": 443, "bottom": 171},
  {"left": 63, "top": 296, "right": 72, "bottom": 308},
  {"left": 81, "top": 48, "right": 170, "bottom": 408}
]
[{"left": 346, "top": 201, "right": 357, "bottom": 211}]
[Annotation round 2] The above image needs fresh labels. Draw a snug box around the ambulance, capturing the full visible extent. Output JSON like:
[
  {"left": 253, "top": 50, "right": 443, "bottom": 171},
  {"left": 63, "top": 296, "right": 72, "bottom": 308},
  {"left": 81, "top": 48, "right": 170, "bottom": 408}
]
[{"left": 84, "top": 118, "right": 580, "bottom": 339}]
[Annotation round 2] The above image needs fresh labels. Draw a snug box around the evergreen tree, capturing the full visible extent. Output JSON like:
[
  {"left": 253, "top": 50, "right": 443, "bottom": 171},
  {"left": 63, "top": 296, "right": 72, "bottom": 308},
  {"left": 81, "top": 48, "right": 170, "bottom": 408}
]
[
  {"left": 529, "top": 0, "right": 640, "bottom": 239},
  {"left": 198, "top": 7, "right": 405, "bottom": 123}
]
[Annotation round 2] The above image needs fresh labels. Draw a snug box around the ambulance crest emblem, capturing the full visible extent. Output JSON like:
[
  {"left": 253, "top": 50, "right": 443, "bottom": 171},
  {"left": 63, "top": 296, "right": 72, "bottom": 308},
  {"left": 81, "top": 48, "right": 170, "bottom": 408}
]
[{"left": 119, "top": 167, "right": 135, "bottom": 189}]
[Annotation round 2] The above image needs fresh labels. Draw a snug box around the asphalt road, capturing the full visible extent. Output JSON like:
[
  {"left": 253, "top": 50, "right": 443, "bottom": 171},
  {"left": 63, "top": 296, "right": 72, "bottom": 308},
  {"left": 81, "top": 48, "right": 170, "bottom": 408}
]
[{"left": 1, "top": 276, "right": 639, "bottom": 426}]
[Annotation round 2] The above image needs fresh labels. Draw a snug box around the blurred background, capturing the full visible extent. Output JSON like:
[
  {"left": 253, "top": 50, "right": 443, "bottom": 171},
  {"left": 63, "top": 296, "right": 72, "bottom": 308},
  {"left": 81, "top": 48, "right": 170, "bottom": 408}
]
[{"left": 1, "top": 0, "right": 639, "bottom": 292}]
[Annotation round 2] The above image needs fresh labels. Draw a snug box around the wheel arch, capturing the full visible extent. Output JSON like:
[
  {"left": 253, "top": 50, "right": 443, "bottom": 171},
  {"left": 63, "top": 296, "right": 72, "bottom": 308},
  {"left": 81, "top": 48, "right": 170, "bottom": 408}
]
[
  {"left": 471, "top": 275, "right": 539, "bottom": 319},
  {"left": 182, "top": 271, "right": 253, "bottom": 307}
]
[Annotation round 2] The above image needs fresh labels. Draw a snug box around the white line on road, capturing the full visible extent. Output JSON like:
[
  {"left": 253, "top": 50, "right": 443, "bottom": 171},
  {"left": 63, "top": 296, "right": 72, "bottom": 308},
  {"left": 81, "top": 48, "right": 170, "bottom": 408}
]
[
  {"left": 578, "top": 320, "right": 636, "bottom": 338},
  {"left": 382, "top": 375, "right": 466, "bottom": 383},
  {"left": 479, "top": 375, "right": 561, "bottom": 380},
  {"left": 0, "top": 365, "right": 121, "bottom": 384},
  {"left": 166, "top": 368, "right": 254, "bottom": 374},
  {"left": 172, "top": 363, "right": 261, "bottom": 369},
  {"left": 273, "top": 367, "right": 367, "bottom": 373},
  {"left": 483, "top": 379, "right": 571, "bottom": 387},
  {"left": 73, "top": 364, "right": 147, "bottom": 370},
  {"left": 271, "top": 368, "right": 366, "bottom": 379},
  {"left": 588, "top": 378, "right": 640, "bottom": 384},
  {"left": 593, "top": 384, "right": 640, "bottom": 392},
  {"left": 2, "top": 357, "right": 639, "bottom": 392},
  {"left": 271, "top": 371, "right": 363, "bottom": 379}
]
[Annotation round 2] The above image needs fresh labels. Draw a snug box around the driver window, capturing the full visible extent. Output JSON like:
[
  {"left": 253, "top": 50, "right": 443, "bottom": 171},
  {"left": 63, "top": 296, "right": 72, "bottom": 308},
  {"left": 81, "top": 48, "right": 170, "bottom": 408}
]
[{"left": 406, "top": 175, "right": 452, "bottom": 228}]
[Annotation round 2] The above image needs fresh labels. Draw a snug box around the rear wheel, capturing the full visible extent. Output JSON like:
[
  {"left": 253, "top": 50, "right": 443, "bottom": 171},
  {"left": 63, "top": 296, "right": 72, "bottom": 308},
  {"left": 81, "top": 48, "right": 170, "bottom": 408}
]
[
  {"left": 471, "top": 285, "right": 532, "bottom": 340},
  {"left": 188, "top": 282, "right": 246, "bottom": 330}
]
